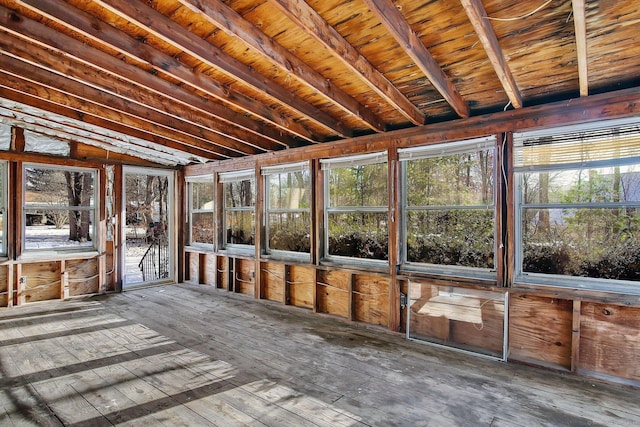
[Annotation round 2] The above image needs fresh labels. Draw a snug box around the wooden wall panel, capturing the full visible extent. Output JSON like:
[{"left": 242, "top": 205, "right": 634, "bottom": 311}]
[
  {"left": 188, "top": 252, "right": 199, "bottom": 284},
  {"left": 217, "top": 256, "right": 229, "bottom": 290},
  {"left": 203, "top": 254, "right": 216, "bottom": 286},
  {"left": 354, "top": 274, "right": 389, "bottom": 327},
  {"left": 261, "top": 262, "right": 284, "bottom": 302},
  {"left": 288, "top": 265, "right": 314, "bottom": 309},
  {"left": 21, "top": 262, "right": 60, "bottom": 303},
  {"left": 509, "top": 295, "right": 573, "bottom": 369},
  {"left": 579, "top": 303, "right": 640, "bottom": 383},
  {"left": 0, "top": 265, "right": 8, "bottom": 307},
  {"left": 235, "top": 258, "right": 255, "bottom": 295},
  {"left": 67, "top": 259, "right": 100, "bottom": 296},
  {"left": 317, "top": 270, "right": 350, "bottom": 318}
]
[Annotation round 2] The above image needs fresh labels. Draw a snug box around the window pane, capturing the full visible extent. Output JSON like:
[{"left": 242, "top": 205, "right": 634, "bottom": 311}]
[
  {"left": 523, "top": 167, "right": 640, "bottom": 205},
  {"left": 522, "top": 207, "right": 640, "bottom": 281},
  {"left": 328, "top": 163, "right": 387, "bottom": 207},
  {"left": 268, "top": 171, "right": 310, "bottom": 209},
  {"left": 225, "top": 180, "right": 255, "bottom": 208},
  {"left": 24, "top": 166, "right": 96, "bottom": 251},
  {"left": 225, "top": 210, "right": 255, "bottom": 245},
  {"left": 191, "top": 212, "right": 214, "bottom": 245},
  {"left": 406, "top": 151, "right": 494, "bottom": 206},
  {"left": 268, "top": 212, "right": 310, "bottom": 252},
  {"left": 406, "top": 209, "right": 494, "bottom": 268},
  {"left": 191, "top": 182, "right": 214, "bottom": 210},
  {"left": 328, "top": 212, "right": 388, "bottom": 260},
  {"left": 25, "top": 209, "right": 94, "bottom": 249}
]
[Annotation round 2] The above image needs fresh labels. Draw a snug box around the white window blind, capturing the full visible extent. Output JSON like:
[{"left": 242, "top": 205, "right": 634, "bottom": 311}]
[
  {"left": 261, "top": 161, "right": 309, "bottom": 175},
  {"left": 320, "top": 151, "right": 387, "bottom": 170},
  {"left": 218, "top": 169, "right": 254, "bottom": 183},
  {"left": 513, "top": 117, "right": 640, "bottom": 171},
  {"left": 398, "top": 136, "right": 495, "bottom": 161}
]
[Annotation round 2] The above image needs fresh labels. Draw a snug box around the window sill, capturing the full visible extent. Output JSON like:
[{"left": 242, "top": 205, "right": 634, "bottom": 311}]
[
  {"left": 320, "top": 257, "right": 389, "bottom": 275},
  {"left": 399, "top": 264, "right": 497, "bottom": 286},
  {"left": 19, "top": 250, "right": 100, "bottom": 263},
  {"left": 514, "top": 275, "right": 640, "bottom": 302},
  {"left": 184, "top": 245, "right": 215, "bottom": 254},
  {"left": 261, "top": 252, "right": 311, "bottom": 264}
]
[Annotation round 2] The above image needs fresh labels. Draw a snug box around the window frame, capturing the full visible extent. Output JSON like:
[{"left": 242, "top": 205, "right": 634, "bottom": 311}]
[
  {"left": 220, "top": 169, "right": 256, "bottom": 254},
  {"left": 262, "top": 161, "right": 312, "bottom": 262},
  {"left": 186, "top": 174, "right": 215, "bottom": 250},
  {"left": 321, "top": 151, "right": 389, "bottom": 267},
  {"left": 399, "top": 136, "right": 498, "bottom": 280},
  {"left": 514, "top": 117, "right": 640, "bottom": 294},
  {"left": 22, "top": 162, "right": 98, "bottom": 254},
  {"left": 0, "top": 161, "right": 7, "bottom": 257}
]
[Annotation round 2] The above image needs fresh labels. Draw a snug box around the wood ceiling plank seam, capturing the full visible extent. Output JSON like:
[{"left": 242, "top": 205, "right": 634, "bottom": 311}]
[
  {"left": 176, "top": 0, "right": 387, "bottom": 132},
  {"left": 0, "top": 29, "right": 266, "bottom": 157},
  {"left": 0, "top": 4, "right": 292, "bottom": 153},
  {"left": 460, "top": 0, "right": 523, "bottom": 109},
  {"left": 362, "top": 0, "right": 470, "bottom": 118},
  {"left": 0, "top": 84, "right": 226, "bottom": 161},
  {"left": 11, "top": 0, "right": 321, "bottom": 144},
  {"left": 571, "top": 0, "right": 588, "bottom": 97},
  {"left": 0, "top": 60, "right": 250, "bottom": 159},
  {"left": 269, "top": 0, "right": 425, "bottom": 126},
  {"left": 85, "top": 0, "right": 352, "bottom": 138}
]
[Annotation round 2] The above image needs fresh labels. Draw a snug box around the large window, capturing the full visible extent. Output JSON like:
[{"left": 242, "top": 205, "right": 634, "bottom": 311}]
[
  {"left": 187, "top": 175, "right": 214, "bottom": 247},
  {"left": 220, "top": 169, "right": 255, "bottom": 249},
  {"left": 262, "top": 162, "right": 311, "bottom": 258},
  {"left": 515, "top": 118, "right": 640, "bottom": 293},
  {"left": 23, "top": 164, "right": 97, "bottom": 252},
  {"left": 321, "top": 152, "right": 388, "bottom": 262},
  {"left": 400, "top": 137, "right": 496, "bottom": 277}
]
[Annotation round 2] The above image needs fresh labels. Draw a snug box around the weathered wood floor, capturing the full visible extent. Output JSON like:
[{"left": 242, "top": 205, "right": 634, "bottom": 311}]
[{"left": 1, "top": 284, "right": 639, "bottom": 426}]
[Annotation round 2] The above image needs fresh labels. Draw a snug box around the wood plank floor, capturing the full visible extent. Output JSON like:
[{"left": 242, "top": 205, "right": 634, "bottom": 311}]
[{"left": 1, "top": 284, "right": 639, "bottom": 426}]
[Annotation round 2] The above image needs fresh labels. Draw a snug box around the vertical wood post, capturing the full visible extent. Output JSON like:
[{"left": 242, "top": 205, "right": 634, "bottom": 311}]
[
  {"left": 387, "top": 144, "right": 401, "bottom": 331},
  {"left": 571, "top": 299, "right": 582, "bottom": 372},
  {"left": 348, "top": 273, "right": 355, "bottom": 322}
]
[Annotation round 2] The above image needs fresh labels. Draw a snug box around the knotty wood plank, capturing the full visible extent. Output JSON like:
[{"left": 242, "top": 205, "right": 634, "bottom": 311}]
[
  {"left": 509, "top": 294, "right": 573, "bottom": 369},
  {"left": 261, "top": 262, "right": 285, "bottom": 303},
  {"left": 316, "top": 269, "right": 350, "bottom": 318},
  {"left": 579, "top": 302, "right": 640, "bottom": 382},
  {"left": 287, "top": 265, "right": 314, "bottom": 309}
]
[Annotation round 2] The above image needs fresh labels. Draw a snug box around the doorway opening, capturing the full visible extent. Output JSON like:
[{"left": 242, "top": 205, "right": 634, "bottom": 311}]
[{"left": 122, "top": 167, "right": 174, "bottom": 288}]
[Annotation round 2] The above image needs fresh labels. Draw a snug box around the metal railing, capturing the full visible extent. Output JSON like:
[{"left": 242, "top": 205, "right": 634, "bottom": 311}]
[{"left": 138, "top": 236, "right": 169, "bottom": 282}]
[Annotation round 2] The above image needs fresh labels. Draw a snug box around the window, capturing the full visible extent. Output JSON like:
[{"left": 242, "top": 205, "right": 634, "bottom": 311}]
[
  {"left": 262, "top": 162, "right": 311, "bottom": 258},
  {"left": 515, "top": 117, "right": 640, "bottom": 293},
  {"left": 187, "top": 175, "right": 214, "bottom": 247},
  {"left": 321, "top": 152, "right": 388, "bottom": 262},
  {"left": 0, "top": 162, "right": 6, "bottom": 256},
  {"left": 23, "top": 164, "right": 97, "bottom": 252},
  {"left": 220, "top": 169, "right": 255, "bottom": 249},
  {"left": 400, "top": 137, "right": 496, "bottom": 278}
]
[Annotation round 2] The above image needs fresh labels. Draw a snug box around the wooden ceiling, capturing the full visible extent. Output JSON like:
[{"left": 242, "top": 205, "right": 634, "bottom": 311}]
[{"left": 0, "top": 0, "right": 638, "bottom": 165}]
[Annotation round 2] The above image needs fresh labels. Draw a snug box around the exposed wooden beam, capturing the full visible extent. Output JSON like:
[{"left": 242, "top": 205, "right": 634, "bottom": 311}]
[
  {"left": 460, "top": 0, "right": 523, "bottom": 109},
  {"left": 176, "top": 0, "right": 386, "bottom": 132},
  {"left": 0, "top": 82, "right": 221, "bottom": 162},
  {"left": 87, "top": 0, "right": 352, "bottom": 138},
  {"left": 0, "top": 85, "right": 225, "bottom": 162},
  {"left": 0, "top": 32, "right": 270, "bottom": 157},
  {"left": 269, "top": 0, "right": 425, "bottom": 125},
  {"left": 12, "top": 0, "right": 319, "bottom": 143},
  {"left": 362, "top": 0, "right": 469, "bottom": 118},
  {"left": 0, "top": 6, "right": 288, "bottom": 152},
  {"left": 572, "top": 0, "right": 589, "bottom": 96},
  {"left": 0, "top": 64, "right": 241, "bottom": 160}
]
